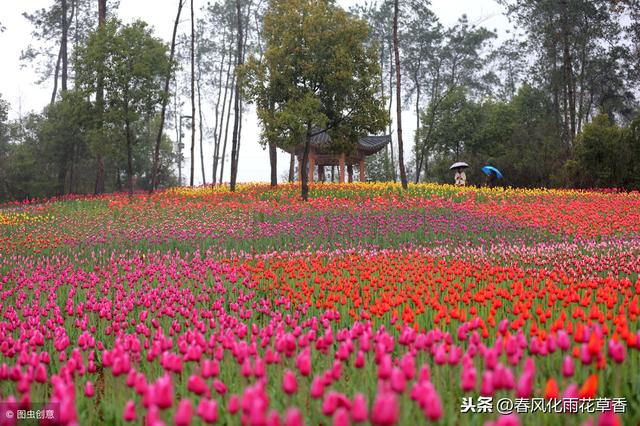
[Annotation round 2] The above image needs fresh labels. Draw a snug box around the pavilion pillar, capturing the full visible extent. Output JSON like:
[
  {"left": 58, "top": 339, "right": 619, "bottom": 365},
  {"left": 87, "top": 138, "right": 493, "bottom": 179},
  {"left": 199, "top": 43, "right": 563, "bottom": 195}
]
[
  {"left": 347, "top": 164, "right": 353, "bottom": 183},
  {"left": 308, "top": 152, "right": 315, "bottom": 183},
  {"left": 359, "top": 160, "right": 365, "bottom": 182},
  {"left": 318, "top": 165, "right": 325, "bottom": 182},
  {"left": 339, "top": 154, "right": 345, "bottom": 183}
]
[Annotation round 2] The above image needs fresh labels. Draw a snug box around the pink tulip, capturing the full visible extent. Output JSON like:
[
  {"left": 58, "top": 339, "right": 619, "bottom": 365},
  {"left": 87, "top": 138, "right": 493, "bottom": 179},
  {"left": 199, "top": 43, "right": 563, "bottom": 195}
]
[
  {"left": 311, "top": 376, "right": 325, "bottom": 399},
  {"left": 434, "top": 344, "right": 447, "bottom": 365},
  {"left": 562, "top": 355, "right": 574, "bottom": 377},
  {"left": 494, "top": 414, "right": 522, "bottom": 426},
  {"left": 267, "top": 409, "right": 281, "bottom": 426},
  {"left": 480, "top": 370, "right": 494, "bottom": 396},
  {"left": 461, "top": 365, "right": 476, "bottom": 391},
  {"left": 283, "top": 369, "right": 298, "bottom": 395},
  {"left": 174, "top": 399, "right": 193, "bottom": 426},
  {"left": 423, "top": 390, "right": 443, "bottom": 421},
  {"left": 390, "top": 368, "right": 406, "bottom": 393},
  {"left": 563, "top": 383, "right": 579, "bottom": 399},
  {"left": 418, "top": 365, "right": 430, "bottom": 382},
  {"left": 187, "top": 374, "right": 209, "bottom": 396},
  {"left": 34, "top": 364, "right": 47, "bottom": 383},
  {"left": 123, "top": 400, "right": 136, "bottom": 422},
  {"left": 598, "top": 411, "right": 621, "bottom": 426},
  {"left": 370, "top": 393, "right": 399, "bottom": 426},
  {"left": 254, "top": 357, "right": 266, "bottom": 378},
  {"left": 196, "top": 398, "right": 218, "bottom": 424},
  {"left": 284, "top": 408, "right": 304, "bottom": 426},
  {"left": 322, "top": 392, "right": 339, "bottom": 416},
  {"left": 333, "top": 408, "right": 350, "bottom": 426},
  {"left": 351, "top": 393, "right": 368, "bottom": 423},
  {"left": 557, "top": 330, "right": 570, "bottom": 351},
  {"left": 84, "top": 381, "right": 94, "bottom": 397},
  {"left": 202, "top": 360, "right": 220, "bottom": 378},
  {"left": 155, "top": 374, "right": 173, "bottom": 409},
  {"left": 378, "top": 355, "right": 392, "bottom": 380},
  {"left": 213, "top": 379, "right": 227, "bottom": 396},
  {"left": 516, "top": 358, "right": 535, "bottom": 398},
  {"left": 607, "top": 339, "right": 625, "bottom": 363},
  {"left": 241, "top": 358, "right": 253, "bottom": 378},
  {"left": 145, "top": 405, "right": 162, "bottom": 426},
  {"left": 228, "top": 394, "right": 240, "bottom": 414},
  {"left": 399, "top": 353, "right": 415, "bottom": 380}
]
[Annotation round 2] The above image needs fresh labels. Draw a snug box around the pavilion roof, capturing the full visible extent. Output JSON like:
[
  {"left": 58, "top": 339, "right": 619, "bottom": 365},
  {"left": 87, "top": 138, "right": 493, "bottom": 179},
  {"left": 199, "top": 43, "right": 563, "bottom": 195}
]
[{"left": 284, "top": 131, "right": 391, "bottom": 156}]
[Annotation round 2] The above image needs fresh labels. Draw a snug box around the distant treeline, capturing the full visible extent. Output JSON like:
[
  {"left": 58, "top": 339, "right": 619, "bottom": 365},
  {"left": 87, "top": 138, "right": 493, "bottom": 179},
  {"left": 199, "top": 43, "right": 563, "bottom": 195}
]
[{"left": 1, "top": 0, "right": 640, "bottom": 201}]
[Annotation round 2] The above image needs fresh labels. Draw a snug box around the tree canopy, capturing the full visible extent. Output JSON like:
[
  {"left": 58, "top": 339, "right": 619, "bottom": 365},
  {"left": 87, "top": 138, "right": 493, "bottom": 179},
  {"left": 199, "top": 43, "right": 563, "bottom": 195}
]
[{"left": 241, "top": 0, "right": 388, "bottom": 199}]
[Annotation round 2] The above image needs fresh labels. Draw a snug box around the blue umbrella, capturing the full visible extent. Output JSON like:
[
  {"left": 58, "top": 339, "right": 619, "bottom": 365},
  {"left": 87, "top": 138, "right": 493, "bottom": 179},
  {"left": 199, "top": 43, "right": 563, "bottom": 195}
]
[{"left": 482, "top": 166, "right": 503, "bottom": 179}]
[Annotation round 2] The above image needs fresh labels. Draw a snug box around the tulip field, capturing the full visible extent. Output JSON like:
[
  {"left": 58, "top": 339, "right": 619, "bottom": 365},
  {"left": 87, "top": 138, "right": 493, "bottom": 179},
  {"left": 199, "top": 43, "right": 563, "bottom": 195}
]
[{"left": 1, "top": 183, "right": 640, "bottom": 426}]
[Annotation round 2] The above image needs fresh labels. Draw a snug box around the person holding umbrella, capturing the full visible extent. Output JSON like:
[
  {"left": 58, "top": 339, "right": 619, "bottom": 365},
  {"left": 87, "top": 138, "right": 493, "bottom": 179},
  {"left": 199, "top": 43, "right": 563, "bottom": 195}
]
[
  {"left": 481, "top": 165, "right": 503, "bottom": 188},
  {"left": 450, "top": 162, "right": 469, "bottom": 186}
]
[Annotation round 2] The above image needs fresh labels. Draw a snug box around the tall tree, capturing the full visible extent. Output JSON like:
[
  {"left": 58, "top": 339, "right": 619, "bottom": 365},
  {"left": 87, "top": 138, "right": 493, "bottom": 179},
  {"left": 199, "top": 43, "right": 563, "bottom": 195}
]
[
  {"left": 61, "top": 0, "right": 69, "bottom": 92},
  {"left": 413, "top": 18, "right": 495, "bottom": 182},
  {"left": 393, "top": 0, "right": 408, "bottom": 189},
  {"left": 241, "top": 0, "right": 388, "bottom": 200},
  {"left": 94, "top": 0, "right": 107, "bottom": 194},
  {"left": 150, "top": 0, "right": 184, "bottom": 192},
  {"left": 189, "top": 0, "right": 196, "bottom": 187},
  {"left": 76, "top": 20, "right": 171, "bottom": 196},
  {"left": 230, "top": 0, "right": 244, "bottom": 192},
  {"left": 500, "top": 0, "right": 630, "bottom": 150}
]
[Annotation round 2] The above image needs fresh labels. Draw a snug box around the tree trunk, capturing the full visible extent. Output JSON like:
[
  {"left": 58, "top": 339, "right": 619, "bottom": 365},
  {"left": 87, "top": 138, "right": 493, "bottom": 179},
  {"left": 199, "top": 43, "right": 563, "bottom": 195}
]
[
  {"left": 150, "top": 0, "right": 183, "bottom": 192},
  {"left": 189, "top": 0, "right": 196, "bottom": 187},
  {"left": 301, "top": 127, "right": 311, "bottom": 201},
  {"left": 174, "top": 78, "right": 182, "bottom": 186},
  {"left": 230, "top": 0, "right": 243, "bottom": 192},
  {"left": 214, "top": 53, "right": 233, "bottom": 183},
  {"left": 388, "top": 42, "right": 396, "bottom": 182},
  {"left": 57, "top": 164, "right": 66, "bottom": 197},
  {"left": 219, "top": 77, "right": 235, "bottom": 184},
  {"left": 211, "top": 31, "right": 227, "bottom": 184},
  {"left": 94, "top": 0, "right": 107, "bottom": 195},
  {"left": 269, "top": 141, "right": 277, "bottom": 186},
  {"left": 198, "top": 75, "right": 206, "bottom": 185},
  {"left": 288, "top": 153, "right": 295, "bottom": 182},
  {"left": 61, "top": 0, "right": 68, "bottom": 92},
  {"left": 50, "top": 44, "right": 62, "bottom": 106},
  {"left": 125, "top": 115, "right": 134, "bottom": 197},
  {"left": 414, "top": 73, "right": 420, "bottom": 182},
  {"left": 393, "top": 0, "right": 407, "bottom": 189}
]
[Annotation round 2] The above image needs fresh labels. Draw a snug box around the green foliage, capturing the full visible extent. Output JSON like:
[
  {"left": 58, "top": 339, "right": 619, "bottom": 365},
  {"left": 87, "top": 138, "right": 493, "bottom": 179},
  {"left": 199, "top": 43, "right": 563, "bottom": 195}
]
[
  {"left": 76, "top": 20, "right": 171, "bottom": 133},
  {"left": 571, "top": 113, "right": 640, "bottom": 189},
  {"left": 75, "top": 19, "right": 173, "bottom": 194},
  {"left": 419, "top": 84, "right": 568, "bottom": 188},
  {"left": 241, "top": 0, "right": 388, "bottom": 153}
]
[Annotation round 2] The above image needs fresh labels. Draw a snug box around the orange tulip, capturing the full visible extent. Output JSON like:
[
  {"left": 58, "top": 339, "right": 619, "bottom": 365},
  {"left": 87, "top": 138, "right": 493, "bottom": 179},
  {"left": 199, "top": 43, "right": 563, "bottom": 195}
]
[
  {"left": 544, "top": 377, "right": 559, "bottom": 399},
  {"left": 578, "top": 374, "right": 598, "bottom": 398}
]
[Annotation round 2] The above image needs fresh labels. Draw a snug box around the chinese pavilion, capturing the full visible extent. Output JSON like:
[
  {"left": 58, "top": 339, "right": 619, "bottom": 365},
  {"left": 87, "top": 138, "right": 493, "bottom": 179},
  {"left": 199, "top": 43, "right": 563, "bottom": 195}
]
[{"left": 283, "top": 131, "right": 392, "bottom": 183}]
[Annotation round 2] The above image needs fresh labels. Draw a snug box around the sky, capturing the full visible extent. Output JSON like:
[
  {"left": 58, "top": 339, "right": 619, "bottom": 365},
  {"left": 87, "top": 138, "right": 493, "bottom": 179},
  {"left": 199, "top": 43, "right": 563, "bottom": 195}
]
[{"left": 0, "top": 0, "right": 510, "bottom": 184}]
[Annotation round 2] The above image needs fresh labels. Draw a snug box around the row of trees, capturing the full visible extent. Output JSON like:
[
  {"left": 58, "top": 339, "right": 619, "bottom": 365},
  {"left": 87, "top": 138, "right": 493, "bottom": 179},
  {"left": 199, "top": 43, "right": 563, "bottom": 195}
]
[
  {"left": 354, "top": 0, "right": 640, "bottom": 190},
  {"left": 1, "top": 0, "right": 640, "bottom": 201},
  {"left": 1, "top": 0, "right": 256, "bottom": 200}
]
